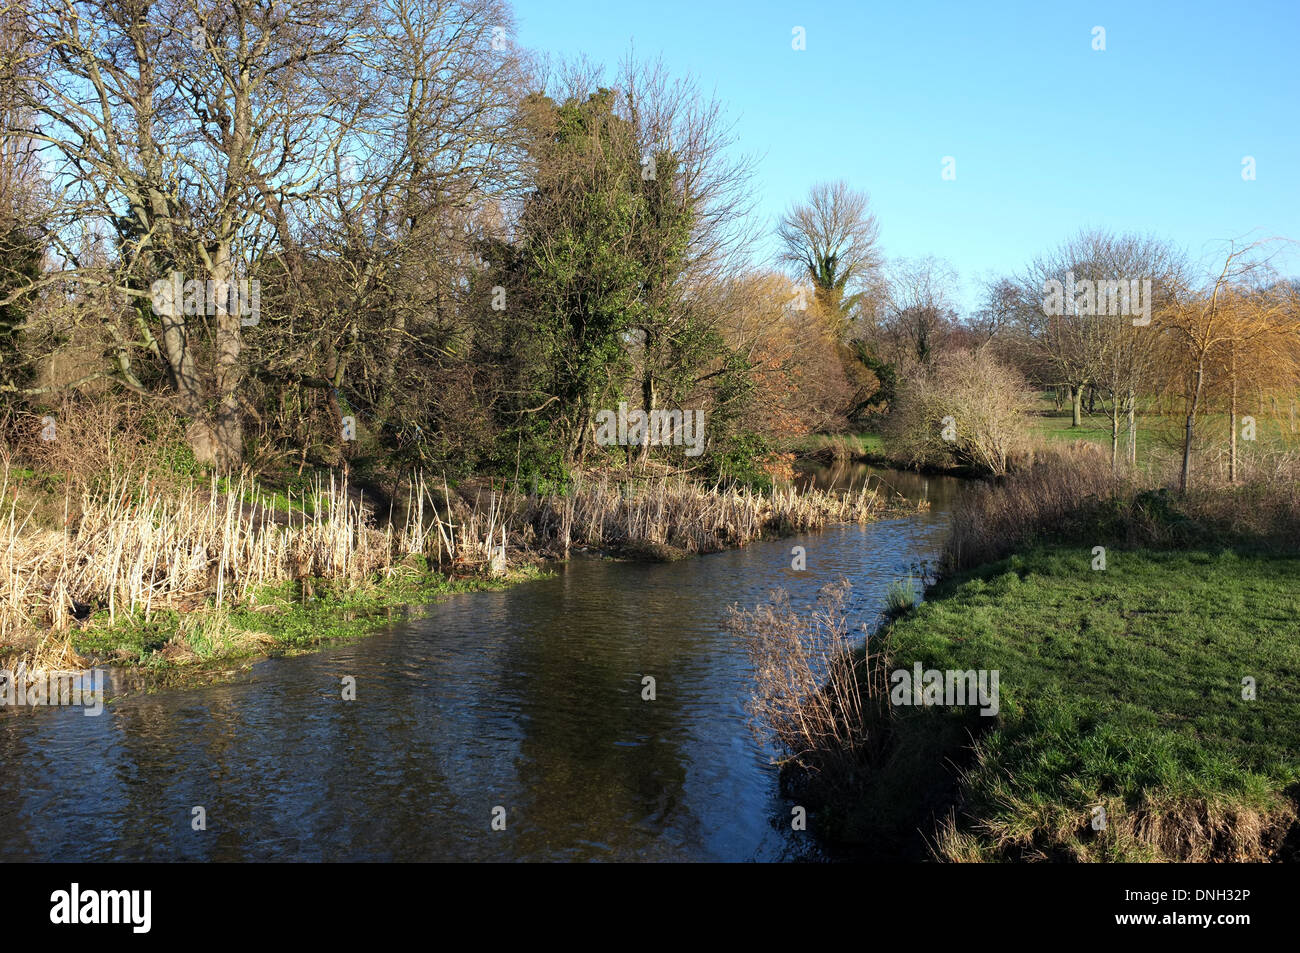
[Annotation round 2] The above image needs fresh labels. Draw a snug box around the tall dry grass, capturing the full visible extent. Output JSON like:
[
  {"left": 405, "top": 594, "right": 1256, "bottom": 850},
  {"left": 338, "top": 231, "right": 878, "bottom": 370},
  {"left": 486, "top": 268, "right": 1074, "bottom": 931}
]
[
  {"left": 944, "top": 444, "right": 1300, "bottom": 572},
  {"left": 944, "top": 446, "right": 1124, "bottom": 571},
  {"left": 1, "top": 466, "right": 892, "bottom": 670},
  {"left": 730, "top": 579, "right": 894, "bottom": 804},
  {"left": 931, "top": 755, "right": 1296, "bottom": 863},
  {"left": 0, "top": 468, "right": 510, "bottom": 667},
  {"left": 505, "top": 473, "right": 888, "bottom": 558}
]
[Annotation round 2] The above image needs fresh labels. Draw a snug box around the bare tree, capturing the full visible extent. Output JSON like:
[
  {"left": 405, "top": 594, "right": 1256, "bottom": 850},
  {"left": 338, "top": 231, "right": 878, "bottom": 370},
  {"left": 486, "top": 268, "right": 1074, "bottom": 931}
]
[
  {"left": 968, "top": 275, "right": 1018, "bottom": 349},
  {"left": 776, "top": 180, "right": 881, "bottom": 339},
  {"left": 1010, "top": 229, "right": 1183, "bottom": 439},
  {"left": 1088, "top": 234, "right": 1185, "bottom": 469},
  {"left": 873, "top": 255, "right": 959, "bottom": 371},
  {"left": 249, "top": 0, "right": 528, "bottom": 465},
  {"left": 0, "top": 0, "right": 46, "bottom": 395},
  {"left": 11, "top": 0, "right": 370, "bottom": 465}
]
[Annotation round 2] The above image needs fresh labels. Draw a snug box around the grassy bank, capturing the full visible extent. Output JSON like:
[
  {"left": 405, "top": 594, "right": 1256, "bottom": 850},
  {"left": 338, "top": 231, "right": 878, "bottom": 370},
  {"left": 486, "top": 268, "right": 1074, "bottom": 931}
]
[
  {"left": 68, "top": 566, "right": 547, "bottom": 675},
  {"left": 739, "top": 447, "right": 1300, "bottom": 861},
  {"left": 864, "top": 544, "right": 1300, "bottom": 861},
  {"left": 795, "top": 431, "right": 973, "bottom": 476}
]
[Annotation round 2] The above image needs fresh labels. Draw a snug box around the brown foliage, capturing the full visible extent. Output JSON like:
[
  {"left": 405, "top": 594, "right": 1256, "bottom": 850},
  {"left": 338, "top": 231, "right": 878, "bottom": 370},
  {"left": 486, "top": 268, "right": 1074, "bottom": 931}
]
[{"left": 730, "top": 579, "right": 894, "bottom": 804}]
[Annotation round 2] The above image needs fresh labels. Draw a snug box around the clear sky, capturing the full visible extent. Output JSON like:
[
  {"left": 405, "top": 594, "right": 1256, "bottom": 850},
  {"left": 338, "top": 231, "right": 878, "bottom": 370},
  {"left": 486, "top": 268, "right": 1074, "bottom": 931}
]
[{"left": 511, "top": 0, "right": 1300, "bottom": 309}]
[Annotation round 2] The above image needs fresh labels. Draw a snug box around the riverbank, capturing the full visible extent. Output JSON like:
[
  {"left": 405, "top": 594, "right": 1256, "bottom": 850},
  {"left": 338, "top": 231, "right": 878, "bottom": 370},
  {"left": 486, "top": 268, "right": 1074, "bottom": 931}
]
[
  {"left": 740, "top": 450, "right": 1300, "bottom": 861},
  {"left": 849, "top": 544, "right": 1300, "bottom": 861},
  {"left": 70, "top": 566, "right": 550, "bottom": 673},
  {"left": 1, "top": 465, "right": 912, "bottom": 679},
  {"left": 796, "top": 432, "right": 979, "bottom": 478}
]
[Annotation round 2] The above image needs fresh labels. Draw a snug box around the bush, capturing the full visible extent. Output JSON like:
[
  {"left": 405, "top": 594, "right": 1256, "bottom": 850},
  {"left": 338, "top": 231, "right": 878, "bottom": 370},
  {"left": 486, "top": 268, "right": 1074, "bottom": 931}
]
[
  {"left": 3, "top": 393, "right": 200, "bottom": 490},
  {"left": 729, "top": 580, "right": 894, "bottom": 806},
  {"left": 883, "top": 348, "right": 1034, "bottom": 476}
]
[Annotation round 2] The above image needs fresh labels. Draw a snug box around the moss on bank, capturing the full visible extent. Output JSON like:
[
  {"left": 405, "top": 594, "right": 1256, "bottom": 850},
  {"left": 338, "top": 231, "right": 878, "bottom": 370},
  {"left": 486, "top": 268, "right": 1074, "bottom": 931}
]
[{"left": 827, "top": 545, "right": 1300, "bottom": 861}]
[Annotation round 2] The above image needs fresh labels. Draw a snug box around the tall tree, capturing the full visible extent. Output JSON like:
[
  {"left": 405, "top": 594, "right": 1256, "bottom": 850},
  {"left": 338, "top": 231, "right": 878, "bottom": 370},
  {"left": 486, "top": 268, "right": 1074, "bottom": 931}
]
[
  {"left": 13, "top": 0, "right": 368, "bottom": 466},
  {"left": 777, "top": 180, "right": 882, "bottom": 421},
  {"left": 776, "top": 180, "right": 880, "bottom": 338}
]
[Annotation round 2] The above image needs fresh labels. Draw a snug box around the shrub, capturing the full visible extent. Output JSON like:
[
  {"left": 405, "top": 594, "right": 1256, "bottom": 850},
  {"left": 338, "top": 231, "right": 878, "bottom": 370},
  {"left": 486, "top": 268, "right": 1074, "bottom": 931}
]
[
  {"left": 730, "top": 579, "right": 894, "bottom": 806},
  {"left": 883, "top": 348, "right": 1035, "bottom": 475}
]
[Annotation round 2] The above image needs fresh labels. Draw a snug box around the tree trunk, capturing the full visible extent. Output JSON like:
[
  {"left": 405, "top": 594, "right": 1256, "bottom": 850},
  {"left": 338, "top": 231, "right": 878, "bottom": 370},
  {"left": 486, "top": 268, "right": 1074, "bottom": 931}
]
[
  {"left": 210, "top": 247, "right": 243, "bottom": 469},
  {"left": 1110, "top": 404, "right": 1120, "bottom": 471},
  {"left": 1228, "top": 377, "right": 1238, "bottom": 484},
  {"left": 1071, "top": 385, "right": 1083, "bottom": 427},
  {"left": 638, "top": 330, "right": 655, "bottom": 470},
  {"left": 1180, "top": 363, "right": 1204, "bottom": 494},
  {"left": 1126, "top": 389, "right": 1137, "bottom": 466},
  {"left": 374, "top": 310, "right": 408, "bottom": 432}
]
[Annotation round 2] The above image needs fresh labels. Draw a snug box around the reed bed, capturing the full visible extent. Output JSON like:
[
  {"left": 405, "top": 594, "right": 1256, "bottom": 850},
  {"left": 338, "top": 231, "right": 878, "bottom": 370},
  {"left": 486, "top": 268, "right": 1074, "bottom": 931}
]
[
  {"left": 1, "top": 466, "right": 892, "bottom": 669},
  {"left": 502, "top": 473, "right": 888, "bottom": 557}
]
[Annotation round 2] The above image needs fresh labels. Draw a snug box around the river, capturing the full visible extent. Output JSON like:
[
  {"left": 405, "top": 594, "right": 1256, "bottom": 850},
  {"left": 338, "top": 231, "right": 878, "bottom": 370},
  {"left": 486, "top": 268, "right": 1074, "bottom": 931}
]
[{"left": 0, "top": 465, "right": 960, "bottom": 861}]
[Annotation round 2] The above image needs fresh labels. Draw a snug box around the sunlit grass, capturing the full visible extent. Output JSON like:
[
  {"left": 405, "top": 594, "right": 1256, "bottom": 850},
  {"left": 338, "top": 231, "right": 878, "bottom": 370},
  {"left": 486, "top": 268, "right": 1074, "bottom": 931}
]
[{"left": 854, "top": 545, "right": 1300, "bottom": 861}]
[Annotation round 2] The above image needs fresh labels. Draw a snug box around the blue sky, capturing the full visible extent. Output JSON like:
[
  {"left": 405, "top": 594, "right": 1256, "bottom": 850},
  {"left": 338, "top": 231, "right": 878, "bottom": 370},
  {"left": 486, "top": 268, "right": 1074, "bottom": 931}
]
[{"left": 512, "top": 0, "right": 1300, "bottom": 309}]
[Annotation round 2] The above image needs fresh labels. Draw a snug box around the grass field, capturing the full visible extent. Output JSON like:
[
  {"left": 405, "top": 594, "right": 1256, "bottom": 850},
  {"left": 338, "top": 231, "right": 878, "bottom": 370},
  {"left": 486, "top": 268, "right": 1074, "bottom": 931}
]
[
  {"left": 1026, "top": 400, "right": 1165, "bottom": 459},
  {"left": 802, "top": 394, "right": 1300, "bottom": 478},
  {"left": 846, "top": 544, "right": 1300, "bottom": 861},
  {"left": 1026, "top": 393, "right": 1300, "bottom": 462},
  {"left": 795, "top": 432, "right": 886, "bottom": 458}
]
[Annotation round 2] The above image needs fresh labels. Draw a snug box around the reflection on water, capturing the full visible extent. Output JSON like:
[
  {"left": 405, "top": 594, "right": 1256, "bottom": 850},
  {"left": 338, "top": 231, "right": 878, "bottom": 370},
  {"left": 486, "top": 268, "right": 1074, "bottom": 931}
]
[{"left": 0, "top": 467, "right": 961, "bottom": 862}]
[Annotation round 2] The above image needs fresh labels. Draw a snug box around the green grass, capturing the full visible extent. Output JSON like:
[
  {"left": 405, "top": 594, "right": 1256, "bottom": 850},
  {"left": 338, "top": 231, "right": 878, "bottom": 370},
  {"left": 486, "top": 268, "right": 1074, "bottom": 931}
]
[
  {"left": 795, "top": 396, "right": 1300, "bottom": 481},
  {"left": 840, "top": 545, "right": 1300, "bottom": 861},
  {"left": 71, "top": 564, "right": 552, "bottom": 673},
  {"left": 1027, "top": 393, "right": 1300, "bottom": 465},
  {"left": 1028, "top": 406, "right": 1151, "bottom": 450}
]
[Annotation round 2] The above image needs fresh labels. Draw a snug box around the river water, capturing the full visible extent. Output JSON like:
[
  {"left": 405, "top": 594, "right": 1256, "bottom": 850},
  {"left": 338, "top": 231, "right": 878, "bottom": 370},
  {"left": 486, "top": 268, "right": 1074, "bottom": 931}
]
[{"left": 0, "top": 465, "right": 959, "bottom": 862}]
